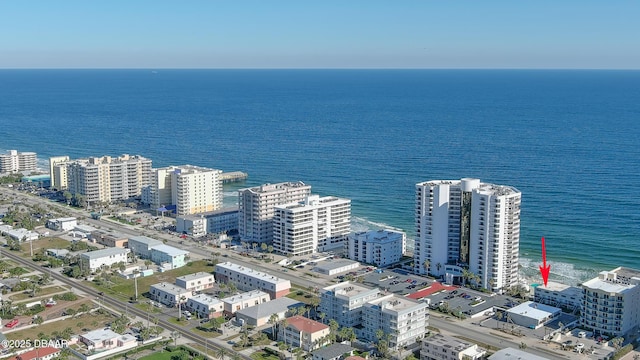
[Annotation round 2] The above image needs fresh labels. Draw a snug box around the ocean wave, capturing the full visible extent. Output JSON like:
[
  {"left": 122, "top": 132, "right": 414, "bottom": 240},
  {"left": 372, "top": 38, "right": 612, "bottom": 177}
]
[{"left": 518, "top": 257, "right": 599, "bottom": 286}]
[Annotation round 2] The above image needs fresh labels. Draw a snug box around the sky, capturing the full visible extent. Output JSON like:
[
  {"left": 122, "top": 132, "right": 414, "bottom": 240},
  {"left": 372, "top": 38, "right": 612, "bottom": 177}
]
[{"left": 1, "top": 1, "right": 639, "bottom": 69}]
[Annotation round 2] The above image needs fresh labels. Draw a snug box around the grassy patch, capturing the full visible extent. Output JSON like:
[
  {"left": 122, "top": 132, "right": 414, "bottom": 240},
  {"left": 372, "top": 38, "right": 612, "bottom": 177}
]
[
  {"left": 191, "top": 326, "right": 222, "bottom": 339},
  {"left": 10, "top": 285, "right": 68, "bottom": 301},
  {"left": 20, "top": 237, "right": 69, "bottom": 255},
  {"left": 251, "top": 350, "right": 281, "bottom": 360},
  {"left": 6, "top": 311, "right": 116, "bottom": 341},
  {"left": 285, "top": 291, "right": 313, "bottom": 305},
  {"left": 88, "top": 260, "right": 214, "bottom": 300},
  {"left": 138, "top": 351, "right": 182, "bottom": 360}
]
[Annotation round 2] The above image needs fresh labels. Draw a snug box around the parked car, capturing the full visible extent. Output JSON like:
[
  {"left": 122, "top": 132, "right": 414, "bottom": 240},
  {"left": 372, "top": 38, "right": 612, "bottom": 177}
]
[{"left": 5, "top": 319, "right": 19, "bottom": 328}]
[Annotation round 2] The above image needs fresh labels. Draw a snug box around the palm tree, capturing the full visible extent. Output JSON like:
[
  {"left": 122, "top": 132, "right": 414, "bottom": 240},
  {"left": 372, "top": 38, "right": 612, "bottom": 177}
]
[
  {"left": 436, "top": 262, "right": 443, "bottom": 275},
  {"left": 269, "top": 313, "right": 279, "bottom": 340},
  {"left": 328, "top": 319, "right": 339, "bottom": 343},
  {"left": 216, "top": 347, "right": 227, "bottom": 360},
  {"left": 496, "top": 311, "right": 503, "bottom": 329},
  {"left": 318, "top": 312, "right": 326, "bottom": 324},
  {"left": 423, "top": 259, "right": 430, "bottom": 275}
]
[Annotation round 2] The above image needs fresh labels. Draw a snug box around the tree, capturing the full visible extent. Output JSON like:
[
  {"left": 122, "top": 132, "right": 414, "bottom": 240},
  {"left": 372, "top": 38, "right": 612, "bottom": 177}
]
[
  {"left": 496, "top": 311, "right": 503, "bottom": 329},
  {"left": 33, "top": 315, "right": 44, "bottom": 325},
  {"left": 216, "top": 347, "right": 227, "bottom": 360},
  {"left": 144, "top": 259, "right": 152, "bottom": 269},
  {"left": 436, "top": 262, "right": 442, "bottom": 274},
  {"left": 519, "top": 342, "right": 527, "bottom": 350},
  {"left": 63, "top": 191, "right": 72, "bottom": 205},
  {"left": 423, "top": 259, "right": 430, "bottom": 275},
  {"left": 318, "top": 312, "right": 326, "bottom": 324},
  {"left": 261, "top": 243, "right": 268, "bottom": 252},
  {"left": 329, "top": 319, "right": 339, "bottom": 343},
  {"left": 269, "top": 313, "right": 280, "bottom": 340}
]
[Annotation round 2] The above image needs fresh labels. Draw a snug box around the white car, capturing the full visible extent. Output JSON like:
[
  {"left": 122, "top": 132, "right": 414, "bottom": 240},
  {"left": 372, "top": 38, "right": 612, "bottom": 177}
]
[{"left": 578, "top": 331, "right": 587, "bottom": 338}]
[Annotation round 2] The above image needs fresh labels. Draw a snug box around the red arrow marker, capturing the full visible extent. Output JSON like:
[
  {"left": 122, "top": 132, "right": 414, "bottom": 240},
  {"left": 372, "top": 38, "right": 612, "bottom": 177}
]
[{"left": 539, "top": 236, "right": 551, "bottom": 286}]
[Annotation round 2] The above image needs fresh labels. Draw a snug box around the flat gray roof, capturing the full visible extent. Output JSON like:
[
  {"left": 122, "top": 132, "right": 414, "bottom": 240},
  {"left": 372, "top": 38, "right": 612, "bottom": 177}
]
[
  {"left": 81, "top": 247, "right": 129, "bottom": 259},
  {"left": 235, "top": 297, "right": 301, "bottom": 319}
]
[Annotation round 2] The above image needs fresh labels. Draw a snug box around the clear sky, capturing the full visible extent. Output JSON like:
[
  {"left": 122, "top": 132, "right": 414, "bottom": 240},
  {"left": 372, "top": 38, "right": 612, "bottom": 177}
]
[{"left": 1, "top": 1, "right": 639, "bottom": 69}]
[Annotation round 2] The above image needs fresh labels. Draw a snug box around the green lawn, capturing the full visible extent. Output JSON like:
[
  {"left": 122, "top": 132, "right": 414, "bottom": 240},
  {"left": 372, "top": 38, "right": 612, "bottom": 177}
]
[
  {"left": 88, "top": 260, "right": 214, "bottom": 300},
  {"left": 251, "top": 350, "right": 281, "bottom": 360},
  {"left": 10, "top": 285, "right": 68, "bottom": 301},
  {"left": 138, "top": 350, "right": 183, "bottom": 360},
  {"left": 6, "top": 311, "right": 115, "bottom": 341},
  {"left": 20, "top": 237, "right": 69, "bottom": 255}
]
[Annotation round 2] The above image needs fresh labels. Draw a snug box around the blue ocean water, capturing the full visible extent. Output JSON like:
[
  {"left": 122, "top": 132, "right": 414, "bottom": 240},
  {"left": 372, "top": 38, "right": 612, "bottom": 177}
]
[{"left": 1, "top": 69, "right": 639, "bottom": 284}]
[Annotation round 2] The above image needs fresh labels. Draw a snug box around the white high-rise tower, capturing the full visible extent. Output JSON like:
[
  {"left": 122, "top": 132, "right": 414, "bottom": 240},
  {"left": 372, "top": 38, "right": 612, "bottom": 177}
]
[{"left": 414, "top": 178, "right": 521, "bottom": 293}]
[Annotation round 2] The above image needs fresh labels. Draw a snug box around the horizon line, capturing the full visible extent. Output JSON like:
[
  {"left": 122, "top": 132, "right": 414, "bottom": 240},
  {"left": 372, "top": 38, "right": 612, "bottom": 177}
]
[{"left": 1, "top": 67, "right": 639, "bottom": 71}]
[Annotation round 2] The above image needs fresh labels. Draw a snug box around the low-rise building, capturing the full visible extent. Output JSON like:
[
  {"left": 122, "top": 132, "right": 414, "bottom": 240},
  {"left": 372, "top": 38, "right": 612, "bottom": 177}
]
[
  {"left": 176, "top": 207, "right": 239, "bottom": 237},
  {"left": 505, "top": 301, "right": 561, "bottom": 329},
  {"left": 80, "top": 247, "right": 130, "bottom": 272},
  {"left": 421, "top": 333, "right": 486, "bottom": 360},
  {"left": 149, "top": 282, "right": 194, "bottom": 307},
  {"left": 215, "top": 262, "right": 291, "bottom": 299},
  {"left": 222, "top": 290, "right": 270, "bottom": 316},
  {"left": 361, "top": 294, "right": 429, "bottom": 349},
  {"left": 12, "top": 346, "right": 60, "bottom": 360},
  {"left": 46, "top": 248, "right": 70, "bottom": 259},
  {"left": 235, "top": 297, "right": 303, "bottom": 327},
  {"left": 581, "top": 267, "right": 640, "bottom": 337},
  {"left": 79, "top": 329, "right": 137, "bottom": 351},
  {"left": 91, "top": 230, "right": 128, "bottom": 248},
  {"left": 46, "top": 217, "right": 77, "bottom": 231},
  {"left": 319, "top": 282, "right": 380, "bottom": 328},
  {"left": 534, "top": 281, "right": 582, "bottom": 312},
  {"left": 348, "top": 229, "right": 406, "bottom": 267},
  {"left": 150, "top": 244, "right": 188, "bottom": 270},
  {"left": 186, "top": 294, "right": 224, "bottom": 319},
  {"left": 176, "top": 272, "right": 215, "bottom": 291},
  {"left": 313, "top": 259, "right": 360, "bottom": 276},
  {"left": 127, "top": 235, "right": 162, "bottom": 259},
  {"left": 7, "top": 228, "right": 39, "bottom": 241},
  {"left": 279, "top": 315, "right": 330, "bottom": 351}
]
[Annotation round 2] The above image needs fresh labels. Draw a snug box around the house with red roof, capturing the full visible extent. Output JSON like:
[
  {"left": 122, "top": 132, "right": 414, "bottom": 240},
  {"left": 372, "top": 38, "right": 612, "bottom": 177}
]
[
  {"left": 280, "top": 315, "right": 330, "bottom": 351},
  {"left": 13, "top": 346, "right": 60, "bottom": 360}
]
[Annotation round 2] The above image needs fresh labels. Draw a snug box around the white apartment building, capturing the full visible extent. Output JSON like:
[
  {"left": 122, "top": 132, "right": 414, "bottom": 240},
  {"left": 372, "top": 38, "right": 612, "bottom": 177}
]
[
  {"left": 63, "top": 154, "right": 152, "bottom": 204},
  {"left": 149, "top": 165, "right": 222, "bottom": 216},
  {"left": 414, "top": 178, "right": 521, "bottom": 293},
  {"left": 49, "top": 156, "right": 70, "bottom": 189},
  {"left": 273, "top": 195, "right": 351, "bottom": 256},
  {"left": 421, "top": 333, "right": 486, "bottom": 360},
  {"left": 581, "top": 267, "right": 640, "bottom": 337},
  {"left": 0, "top": 150, "right": 37, "bottom": 174},
  {"left": 127, "top": 235, "right": 162, "bottom": 259},
  {"left": 214, "top": 262, "right": 291, "bottom": 299},
  {"left": 238, "top": 181, "right": 312, "bottom": 243},
  {"left": 46, "top": 217, "right": 78, "bottom": 231},
  {"left": 186, "top": 294, "right": 224, "bottom": 319},
  {"left": 175, "top": 272, "right": 215, "bottom": 291},
  {"left": 534, "top": 281, "right": 583, "bottom": 312},
  {"left": 149, "top": 282, "right": 194, "bottom": 307},
  {"left": 348, "top": 229, "right": 406, "bottom": 267},
  {"left": 319, "top": 282, "right": 380, "bottom": 328},
  {"left": 361, "top": 294, "right": 429, "bottom": 350},
  {"left": 221, "top": 290, "right": 270, "bottom": 315},
  {"left": 176, "top": 207, "right": 239, "bottom": 237},
  {"left": 79, "top": 247, "right": 130, "bottom": 272}
]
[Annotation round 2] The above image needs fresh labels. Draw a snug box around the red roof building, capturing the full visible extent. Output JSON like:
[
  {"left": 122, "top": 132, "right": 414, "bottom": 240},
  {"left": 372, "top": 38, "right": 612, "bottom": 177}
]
[
  {"left": 13, "top": 346, "right": 60, "bottom": 360},
  {"left": 281, "top": 315, "right": 330, "bottom": 351}
]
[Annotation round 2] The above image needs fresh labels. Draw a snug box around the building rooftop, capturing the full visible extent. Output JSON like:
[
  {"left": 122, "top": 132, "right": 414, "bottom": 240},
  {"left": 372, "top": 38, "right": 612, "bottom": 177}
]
[
  {"left": 488, "top": 347, "right": 550, "bottom": 360},
  {"left": 423, "top": 333, "right": 474, "bottom": 352},
  {"left": 314, "top": 259, "right": 360, "bottom": 272},
  {"left": 188, "top": 294, "right": 222, "bottom": 306},
  {"left": 236, "top": 297, "right": 301, "bottom": 319},
  {"left": 150, "top": 282, "right": 191, "bottom": 296},
  {"left": 176, "top": 272, "right": 213, "bottom": 282},
  {"left": 13, "top": 346, "right": 60, "bottom": 360},
  {"left": 222, "top": 290, "right": 269, "bottom": 303},
  {"left": 128, "top": 235, "right": 162, "bottom": 246},
  {"left": 582, "top": 277, "right": 636, "bottom": 293},
  {"left": 49, "top": 217, "right": 77, "bottom": 222},
  {"left": 81, "top": 328, "right": 121, "bottom": 343},
  {"left": 241, "top": 181, "right": 309, "bottom": 194},
  {"left": 311, "top": 343, "right": 354, "bottom": 360},
  {"left": 535, "top": 281, "right": 572, "bottom": 292},
  {"left": 286, "top": 315, "right": 329, "bottom": 334},
  {"left": 178, "top": 207, "right": 239, "bottom": 220},
  {"left": 322, "top": 281, "right": 379, "bottom": 299},
  {"left": 506, "top": 301, "right": 560, "bottom": 321},
  {"left": 81, "top": 247, "right": 129, "bottom": 260},
  {"left": 215, "top": 262, "right": 290, "bottom": 285},
  {"left": 366, "top": 294, "right": 424, "bottom": 312},
  {"left": 351, "top": 229, "right": 405, "bottom": 243},
  {"left": 151, "top": 244, "right": 188, "bottom": 257}
]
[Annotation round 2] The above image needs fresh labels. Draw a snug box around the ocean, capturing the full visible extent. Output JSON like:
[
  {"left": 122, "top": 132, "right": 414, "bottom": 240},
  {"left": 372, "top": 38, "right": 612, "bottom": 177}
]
[{"left": 1, "top": 69, "right": 638, "bottom": 285}]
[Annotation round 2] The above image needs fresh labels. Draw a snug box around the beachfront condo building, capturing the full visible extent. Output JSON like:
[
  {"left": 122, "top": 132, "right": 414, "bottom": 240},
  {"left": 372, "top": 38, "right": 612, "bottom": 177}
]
[
  {"left": 61, "top": 154, "right": 152, "bottom": 204},
  {"left": 361, "top": 294, "right": 429, "bottom": 350},
  {"left": 238, "top": 181, "right": 311, "bottom": 243},
  {"left": 148, "top": 165, "right": 222, "bottom": 216},
  {"left": 49, "top": 155, "right": 70, "bottom": 189},
  {"left": 348, "top": 229, "right": 406, "bottom": 267},
  {"left": 0, "top": 150, "right": 37, "bottom": 174},
  {"left": 581, "top": 267, "right": 640, "bottom": 337},
  {"left": 214, "top": 261, "right": 291, "bottom": 299},
  {"left": 273, "top": 195, "right": 351, "bottom": 256},
  {"left": 414, "top": 178, "right": 521, "bottom": 293}
]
